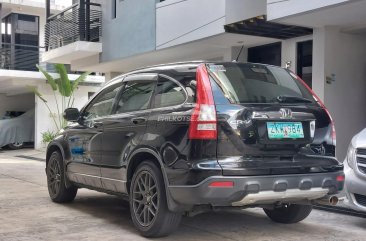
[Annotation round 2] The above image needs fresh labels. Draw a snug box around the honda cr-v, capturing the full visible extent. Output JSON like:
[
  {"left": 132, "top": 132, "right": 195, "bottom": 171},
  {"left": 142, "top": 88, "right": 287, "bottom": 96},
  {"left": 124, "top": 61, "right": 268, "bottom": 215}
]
[{"left": 46, "top": 62, "right": 344, "bottom": 237}]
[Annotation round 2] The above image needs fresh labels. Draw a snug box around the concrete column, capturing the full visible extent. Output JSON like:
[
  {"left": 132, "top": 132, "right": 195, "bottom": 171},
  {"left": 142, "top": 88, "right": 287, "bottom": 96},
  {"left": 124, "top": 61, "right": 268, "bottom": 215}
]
[
  {"left": 281, "top": 35, "right": 313, "bottom": 73},
  {"left": 105, "top": 72, "right": 123, "bottom": 82},
  {"left": 0, "top": 3, "right": 2, "bottom": 46},
  {"left": 34, "top": 83, "right": 100, "bottom": 149},
  {"left": 312, "top": 28, "right": 326, "bottom": 102},
  {"left": 312, "top": 26, "right": 366, "bottom": 160},
  {"left": 223, "top": 46, "right": 248, "bottom": 62}
]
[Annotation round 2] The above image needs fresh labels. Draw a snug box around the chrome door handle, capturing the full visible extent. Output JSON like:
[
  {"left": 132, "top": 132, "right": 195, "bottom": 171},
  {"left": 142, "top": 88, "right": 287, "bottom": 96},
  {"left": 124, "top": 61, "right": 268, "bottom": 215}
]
[{"left": 125, "top": 132, "right": 135, "bottom": 138}]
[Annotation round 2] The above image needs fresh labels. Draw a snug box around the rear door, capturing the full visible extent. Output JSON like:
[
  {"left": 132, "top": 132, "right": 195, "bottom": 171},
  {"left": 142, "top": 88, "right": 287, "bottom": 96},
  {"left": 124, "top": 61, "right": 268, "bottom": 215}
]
[
  {"left": 207, "top": 63, "right": 339, "bottom": 176},
  {"left": 100, "top": 74, "right": 157, "bottom": 193}
]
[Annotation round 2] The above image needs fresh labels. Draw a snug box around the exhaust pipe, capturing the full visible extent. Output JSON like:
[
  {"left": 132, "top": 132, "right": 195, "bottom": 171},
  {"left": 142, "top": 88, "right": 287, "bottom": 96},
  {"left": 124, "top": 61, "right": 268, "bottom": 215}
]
[{"left": 313, "top": 195, "right": 339, "bottom": 206}]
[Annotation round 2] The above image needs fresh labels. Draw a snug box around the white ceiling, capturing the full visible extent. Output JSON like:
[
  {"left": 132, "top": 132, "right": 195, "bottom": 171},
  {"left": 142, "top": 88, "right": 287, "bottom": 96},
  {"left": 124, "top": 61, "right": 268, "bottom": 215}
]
[
  {"left": 0, "top": 69, "right": 104, "bottom": 96},
  {"left": 83, "top": 33, "right": 279, "bottom": 73},
  {"left": 273, "top": 0, "right": 366, "bottom": 31}
]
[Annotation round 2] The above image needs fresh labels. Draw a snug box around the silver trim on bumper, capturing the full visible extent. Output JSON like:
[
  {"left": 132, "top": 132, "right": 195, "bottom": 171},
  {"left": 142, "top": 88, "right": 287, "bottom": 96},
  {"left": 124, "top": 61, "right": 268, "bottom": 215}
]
[{"left": 232, "top": 188, "right": 328, "bottom": 206}]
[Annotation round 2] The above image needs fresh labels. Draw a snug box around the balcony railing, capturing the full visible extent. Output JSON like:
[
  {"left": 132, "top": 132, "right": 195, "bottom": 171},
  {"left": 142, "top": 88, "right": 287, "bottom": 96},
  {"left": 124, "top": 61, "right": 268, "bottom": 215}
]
[
  {"left": 0, "top": 43, "right": 45, "bottom": 72},
  {"left": 45, "top": 2, "right": 102, "bottom": 51}
]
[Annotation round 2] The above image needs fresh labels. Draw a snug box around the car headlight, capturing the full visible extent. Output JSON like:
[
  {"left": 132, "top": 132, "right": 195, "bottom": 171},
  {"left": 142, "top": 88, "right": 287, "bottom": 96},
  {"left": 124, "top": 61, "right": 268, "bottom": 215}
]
[{"left": 346, "top": 144, "right": 356, "bottom": 169}]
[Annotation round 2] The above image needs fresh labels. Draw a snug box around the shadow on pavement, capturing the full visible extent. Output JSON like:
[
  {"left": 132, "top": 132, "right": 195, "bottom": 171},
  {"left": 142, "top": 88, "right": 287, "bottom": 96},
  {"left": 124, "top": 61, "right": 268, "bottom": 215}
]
[{"left": 61, "top": 192, "right": 365, "bottom": 240}]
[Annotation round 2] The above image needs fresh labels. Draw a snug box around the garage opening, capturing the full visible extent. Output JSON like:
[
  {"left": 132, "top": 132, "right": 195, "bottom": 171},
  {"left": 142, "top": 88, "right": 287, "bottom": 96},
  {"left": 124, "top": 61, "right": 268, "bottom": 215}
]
[{"left": 0, "top": 93, "right": 35, "bottom": 149}]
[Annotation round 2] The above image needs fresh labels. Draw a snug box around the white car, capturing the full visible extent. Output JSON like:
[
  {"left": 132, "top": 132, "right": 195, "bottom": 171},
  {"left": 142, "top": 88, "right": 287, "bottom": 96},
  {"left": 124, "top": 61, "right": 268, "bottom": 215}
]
[
  {"left": 344, "top": 128, "right": 366, "bottom": 212},
  {"left": 0, "top": 109, "right": 34, "bottom": 149}
]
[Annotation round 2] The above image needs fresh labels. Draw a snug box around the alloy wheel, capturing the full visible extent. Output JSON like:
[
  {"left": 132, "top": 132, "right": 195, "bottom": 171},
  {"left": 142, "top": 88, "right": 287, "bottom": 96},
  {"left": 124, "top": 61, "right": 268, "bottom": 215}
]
[
  {"left": 11, "top": 142, "right": 23, "bottom": 147},
  {"left": 132, "top": 170, "right": 159, "bottom": 227},
  {"left": 47, "top": 156, "right": 62, "bottom": 197}
]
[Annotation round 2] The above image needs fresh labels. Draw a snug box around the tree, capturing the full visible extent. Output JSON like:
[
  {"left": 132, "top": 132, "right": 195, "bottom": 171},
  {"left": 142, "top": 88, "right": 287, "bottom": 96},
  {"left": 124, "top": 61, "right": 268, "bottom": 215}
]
[{"left": 30, "top": 64, "right": 90, "bottom": 132}]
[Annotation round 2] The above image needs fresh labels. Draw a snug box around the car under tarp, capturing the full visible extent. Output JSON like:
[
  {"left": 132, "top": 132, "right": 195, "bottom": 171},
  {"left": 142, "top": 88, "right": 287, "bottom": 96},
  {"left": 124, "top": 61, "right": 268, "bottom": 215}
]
[{"left": 0, "top": 109, "right": 35, "bottom": 147}]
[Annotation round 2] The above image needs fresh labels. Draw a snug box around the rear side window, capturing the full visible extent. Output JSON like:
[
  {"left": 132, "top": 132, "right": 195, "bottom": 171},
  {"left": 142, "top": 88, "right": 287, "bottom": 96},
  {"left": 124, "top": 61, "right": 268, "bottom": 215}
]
[
  {"left": 153, "top": 76, "right": 186, "bottom": 108},
  {"left": 208, "top": 63, "right": 314, "bottom": 104},
  {"left": 115, "top": 81, "right": 155, "bottom": 113}
]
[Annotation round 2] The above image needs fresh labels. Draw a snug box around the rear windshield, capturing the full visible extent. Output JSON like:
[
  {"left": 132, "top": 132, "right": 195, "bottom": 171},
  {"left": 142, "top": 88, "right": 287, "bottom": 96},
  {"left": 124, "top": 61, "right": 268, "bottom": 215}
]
[{"left": 207, "top": 63, "right": 315, "bottom": 104}]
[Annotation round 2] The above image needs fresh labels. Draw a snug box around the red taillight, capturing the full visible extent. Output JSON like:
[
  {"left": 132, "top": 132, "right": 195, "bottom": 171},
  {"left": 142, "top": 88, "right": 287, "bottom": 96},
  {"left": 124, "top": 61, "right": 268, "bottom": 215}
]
[
  {"left": 188, "top": 64, "right": 217, "bottom": 140},
  {"left": 209, "top": 181, "right": 234, "bottom": 188},
  {"left": 291, "top": 71, "right": 336, "bottom": 145}
]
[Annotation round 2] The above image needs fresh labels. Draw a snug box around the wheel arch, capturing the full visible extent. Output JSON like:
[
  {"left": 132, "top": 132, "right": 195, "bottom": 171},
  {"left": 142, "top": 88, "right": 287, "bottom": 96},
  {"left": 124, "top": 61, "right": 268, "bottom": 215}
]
[
  {"left": 46, "top": 141, "right": 73, "bottom": 188},
  {"left": 126, "top": 148, "right": 182, "bottom": 212},
  {"left": 46, "top": 143, "right": 64, "bottom": 165}
]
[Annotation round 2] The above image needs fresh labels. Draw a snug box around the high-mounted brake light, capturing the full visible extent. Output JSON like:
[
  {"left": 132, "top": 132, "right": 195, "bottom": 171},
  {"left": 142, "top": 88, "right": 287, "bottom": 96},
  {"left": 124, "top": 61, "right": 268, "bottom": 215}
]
[
  {"left": 291, "top": 71, "right": 336, "bottom": 146},
  {"left": 188, "top": 64, "right": 217, "bottom": 140}
]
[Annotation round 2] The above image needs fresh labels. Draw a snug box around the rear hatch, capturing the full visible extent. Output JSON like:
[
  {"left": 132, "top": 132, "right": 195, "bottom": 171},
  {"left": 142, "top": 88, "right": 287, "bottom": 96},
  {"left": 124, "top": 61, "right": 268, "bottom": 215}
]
[{"left": 207, "top": 63, "right": 341, "bottom": 176}]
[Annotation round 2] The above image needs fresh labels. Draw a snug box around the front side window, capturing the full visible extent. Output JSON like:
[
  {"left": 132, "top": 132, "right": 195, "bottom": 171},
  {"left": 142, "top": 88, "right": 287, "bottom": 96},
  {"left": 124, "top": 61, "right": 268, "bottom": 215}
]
[
  {"left": 115, "top": 81, "right": 155, "bottom": 114},
  {"left": 153, "top": 76, "right": 186, "bottom": 108},
  {"left": 84, "top": 84, "right": 122, "bottom": 120}
]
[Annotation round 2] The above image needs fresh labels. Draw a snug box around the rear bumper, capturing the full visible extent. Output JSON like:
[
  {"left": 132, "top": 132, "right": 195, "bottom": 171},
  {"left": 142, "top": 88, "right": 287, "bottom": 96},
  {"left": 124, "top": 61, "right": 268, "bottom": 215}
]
[{"left": 168, "top": 171, "right": 344, "bottom": 207}]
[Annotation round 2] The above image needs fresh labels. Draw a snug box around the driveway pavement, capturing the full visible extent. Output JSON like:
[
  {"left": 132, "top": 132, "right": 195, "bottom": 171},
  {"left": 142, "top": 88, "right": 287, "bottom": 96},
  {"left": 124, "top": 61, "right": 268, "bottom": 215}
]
[{"left": 0, "top": 149, "right": 365, "bottom": 241}]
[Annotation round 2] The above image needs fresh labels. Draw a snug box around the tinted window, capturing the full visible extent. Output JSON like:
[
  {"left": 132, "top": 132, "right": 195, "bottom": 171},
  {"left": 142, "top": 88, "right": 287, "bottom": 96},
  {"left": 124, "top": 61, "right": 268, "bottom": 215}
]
[
  {"left": 153, "top": 77, "right": 186, "bottom": 108},
  {"left": 208, "top": 63, "right": 314, "bottom": 104},
  {"left": 115, "top": 81, "right": 155, "bottom": 113},
  {"left": 84, "top": 84, "right": 122, "bottom": 119}
]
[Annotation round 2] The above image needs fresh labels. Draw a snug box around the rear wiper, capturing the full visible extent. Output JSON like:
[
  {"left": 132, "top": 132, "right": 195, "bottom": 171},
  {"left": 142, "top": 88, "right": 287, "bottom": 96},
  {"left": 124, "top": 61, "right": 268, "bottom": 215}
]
[{"left": 275, "top": 95, "right": 313, "bottom": 103}]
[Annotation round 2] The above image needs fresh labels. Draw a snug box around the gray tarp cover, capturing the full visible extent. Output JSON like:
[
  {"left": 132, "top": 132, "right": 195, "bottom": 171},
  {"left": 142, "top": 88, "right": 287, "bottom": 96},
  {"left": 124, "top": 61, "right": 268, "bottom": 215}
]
[{"left": 0, "top": 109, "right": 35, "bottom": 147}]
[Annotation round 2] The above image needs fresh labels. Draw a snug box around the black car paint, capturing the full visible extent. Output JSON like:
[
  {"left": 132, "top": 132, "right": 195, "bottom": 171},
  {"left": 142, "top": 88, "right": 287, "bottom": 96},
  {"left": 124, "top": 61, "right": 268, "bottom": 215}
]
[{"left": 47, "top": 62, "right": 342, "bottom": 211}]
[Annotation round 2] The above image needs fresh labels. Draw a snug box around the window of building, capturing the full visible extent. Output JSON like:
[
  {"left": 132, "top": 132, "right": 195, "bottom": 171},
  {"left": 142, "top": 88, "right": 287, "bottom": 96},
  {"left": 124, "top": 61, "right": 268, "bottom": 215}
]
[{"left": 112, "top": 0, "right": 117, "bottom": 19}]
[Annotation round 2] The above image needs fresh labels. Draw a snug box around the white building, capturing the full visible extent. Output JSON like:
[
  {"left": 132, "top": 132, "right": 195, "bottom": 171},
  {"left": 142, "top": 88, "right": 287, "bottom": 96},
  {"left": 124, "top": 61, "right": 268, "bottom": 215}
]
[
  {"left": 40, "top": 0, "right": 366, "bottom": 159},
  {"left": 0, "top": 0, "right": 104, "bottom": 149}
]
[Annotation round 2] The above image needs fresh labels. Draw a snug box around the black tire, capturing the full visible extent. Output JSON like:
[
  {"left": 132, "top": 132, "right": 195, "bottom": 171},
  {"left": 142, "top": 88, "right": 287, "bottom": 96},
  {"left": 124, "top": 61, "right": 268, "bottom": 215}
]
[
  {"left": 264, "top": 204, "right": 313, "bottom": 224},
  {"left": 8, "top": 142, "right": 24, "bottom": 150},
  {"left": 46, "top": 151, "right": 77, "bottom": 203},
  {"left": 130, "top": 161, "right": 181, "bottom": 238}
]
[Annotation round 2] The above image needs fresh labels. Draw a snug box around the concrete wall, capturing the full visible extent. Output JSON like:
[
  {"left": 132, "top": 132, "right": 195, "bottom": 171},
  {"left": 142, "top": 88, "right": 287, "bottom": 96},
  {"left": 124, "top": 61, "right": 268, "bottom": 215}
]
[
  {"left": 0, "top": 93, "right": 34, "bottom": 117},
  {"left": 156, "top": 0, "right": 226, "bottom": 49},
  {"left": 226, "top": 0, "right": 266, "bottom": 24},
  {"left": 34, "top": 83, "right": 100, "bottom": 149},
  {"left": 313, "top": 27, "right": 366, "bottom": 160},
  {"left": 101, "top": 0, "right": 157, "bottom": 63},
  {"left": 267, "top": 0, "right": 353, "bottom": 20}
]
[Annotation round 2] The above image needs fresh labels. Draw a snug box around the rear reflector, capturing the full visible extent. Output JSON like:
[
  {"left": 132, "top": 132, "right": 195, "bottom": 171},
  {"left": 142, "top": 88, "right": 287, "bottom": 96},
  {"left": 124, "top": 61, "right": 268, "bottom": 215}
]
[
  {"left": 336, "top": 175, "right": 345, "bottom": 191},
  {"left": 336, "top": 175, "right": 345, "bottom": 182},
  {"left": 189, "top": 64, "right": 217, "bottom": 140},
  {"left": 209, "top": 181, "right": 234, "bottom": 188}
]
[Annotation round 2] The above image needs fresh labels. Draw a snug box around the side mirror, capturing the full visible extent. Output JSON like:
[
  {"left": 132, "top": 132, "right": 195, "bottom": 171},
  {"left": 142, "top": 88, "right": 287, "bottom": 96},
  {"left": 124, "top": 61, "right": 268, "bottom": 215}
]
[{"left": 63, "top": 108, "right": 80, "bottom": 122}]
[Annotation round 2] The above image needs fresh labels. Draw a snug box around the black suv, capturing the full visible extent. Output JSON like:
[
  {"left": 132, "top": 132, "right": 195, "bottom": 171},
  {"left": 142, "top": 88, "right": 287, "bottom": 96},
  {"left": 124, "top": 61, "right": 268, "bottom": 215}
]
[{"left": 46, "top": 62, "right": 344, "bottom": 237}]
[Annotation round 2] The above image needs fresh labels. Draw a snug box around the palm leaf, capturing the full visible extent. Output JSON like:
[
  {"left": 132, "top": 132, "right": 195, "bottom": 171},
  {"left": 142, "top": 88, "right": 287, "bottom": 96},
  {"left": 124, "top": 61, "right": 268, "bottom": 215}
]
[
  {"left": 36, "top": 64, "right": 58, "bottom": 91},
  {"left": 55, "top": 64, "right": 72, "bottom": 97},
  {"left": 72, "top": 71, "right": 90, "bottom": 91},
  {"left": 27, "top": 86, "right": 47, "bottom": 103}
]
